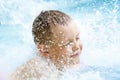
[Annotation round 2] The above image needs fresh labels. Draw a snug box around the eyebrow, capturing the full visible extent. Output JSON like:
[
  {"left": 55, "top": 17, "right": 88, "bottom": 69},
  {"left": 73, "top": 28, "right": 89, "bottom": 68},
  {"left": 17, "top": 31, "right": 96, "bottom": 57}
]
[{"left": 68, "top": 33, "right": 79, "bottom": 42}]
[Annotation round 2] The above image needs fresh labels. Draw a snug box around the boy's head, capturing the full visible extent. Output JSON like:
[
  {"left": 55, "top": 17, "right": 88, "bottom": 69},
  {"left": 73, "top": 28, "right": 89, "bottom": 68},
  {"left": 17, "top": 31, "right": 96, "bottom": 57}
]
[{"left": 32, "top": 10, "right": 82, "bottom": 70}]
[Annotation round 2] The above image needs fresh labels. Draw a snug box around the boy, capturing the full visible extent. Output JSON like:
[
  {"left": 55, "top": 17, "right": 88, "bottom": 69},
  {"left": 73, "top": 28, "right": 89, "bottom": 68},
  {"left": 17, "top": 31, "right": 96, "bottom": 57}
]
[{"left": 10, "top": 10, "right": 83, "bottom": 80}]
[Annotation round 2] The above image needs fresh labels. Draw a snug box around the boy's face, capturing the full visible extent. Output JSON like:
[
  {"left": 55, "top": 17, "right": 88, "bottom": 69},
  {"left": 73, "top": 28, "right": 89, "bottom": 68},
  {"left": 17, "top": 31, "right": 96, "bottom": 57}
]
[{"left": 39, "top": 21, "right": 82, "bottom": 70}]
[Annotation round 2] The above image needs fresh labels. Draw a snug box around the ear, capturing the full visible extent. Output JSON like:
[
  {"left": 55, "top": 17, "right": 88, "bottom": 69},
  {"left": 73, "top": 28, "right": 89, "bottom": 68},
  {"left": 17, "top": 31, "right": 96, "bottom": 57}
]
[{"left": 38, "top": 44, "right": 49, "bottom": 58}]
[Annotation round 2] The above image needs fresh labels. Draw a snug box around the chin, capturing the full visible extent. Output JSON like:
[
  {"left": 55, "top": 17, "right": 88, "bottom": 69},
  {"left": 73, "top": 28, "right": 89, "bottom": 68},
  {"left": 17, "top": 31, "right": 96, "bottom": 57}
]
[
  {"left": 66, "top": 57, "right": 80, "bottom": 68},
  {"left": 73, "top": 59, "right": 80, "bottom": 65},
  {"left": 71, "top": 56, "right": 80, "bottom": 65}
]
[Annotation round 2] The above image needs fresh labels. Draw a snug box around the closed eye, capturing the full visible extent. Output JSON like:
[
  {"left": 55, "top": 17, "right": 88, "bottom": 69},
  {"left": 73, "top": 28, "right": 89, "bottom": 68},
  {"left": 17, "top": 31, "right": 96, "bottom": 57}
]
[
  {"left": 76, "top": 33, "right": 80, "bottom": 41},
  {"left": 76, "top": 37, "right": 80, "bottom": 41},
  {"left": 64, "top": 40, "right": 73, "bottom": 46}
]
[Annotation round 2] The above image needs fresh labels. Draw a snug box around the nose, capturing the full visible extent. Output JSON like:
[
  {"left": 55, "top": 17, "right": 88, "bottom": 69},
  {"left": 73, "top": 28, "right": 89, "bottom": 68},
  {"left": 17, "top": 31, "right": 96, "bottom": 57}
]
[
  {"left": 72, "top": 41, "right": 79, "bottom": 52},
  {"left": 72, "top": 40, "right": 83, "bottom": 52}
]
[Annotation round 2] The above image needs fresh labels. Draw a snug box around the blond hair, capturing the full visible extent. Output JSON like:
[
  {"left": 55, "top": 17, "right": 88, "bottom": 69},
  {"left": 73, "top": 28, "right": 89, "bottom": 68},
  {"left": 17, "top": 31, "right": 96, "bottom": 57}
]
[{"left": 32, "top": 10, "right": 71, "bottom": 46}]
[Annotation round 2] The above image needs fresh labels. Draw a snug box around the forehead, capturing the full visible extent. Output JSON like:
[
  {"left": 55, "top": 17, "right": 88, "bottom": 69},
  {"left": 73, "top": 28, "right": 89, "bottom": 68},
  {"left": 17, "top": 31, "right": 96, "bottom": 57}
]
[{"left": 50, "top": 21, "right": 79, "bottom": 41}]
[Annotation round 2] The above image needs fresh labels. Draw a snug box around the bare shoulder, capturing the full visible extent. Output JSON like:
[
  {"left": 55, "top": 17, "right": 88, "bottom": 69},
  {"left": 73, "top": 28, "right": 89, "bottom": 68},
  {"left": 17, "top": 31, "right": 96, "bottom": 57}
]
[
  {"left": 9, "top": 57, "right": 41, "bottom": 80},
  {"left": 9, "top": 56, "right": 60, "bottom": 80}
]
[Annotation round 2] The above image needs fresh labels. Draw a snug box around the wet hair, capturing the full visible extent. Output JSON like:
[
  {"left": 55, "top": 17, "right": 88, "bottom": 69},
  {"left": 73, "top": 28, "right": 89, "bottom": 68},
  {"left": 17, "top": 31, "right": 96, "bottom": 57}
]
[{"left": 32, "top": 10, "right": 71, "bottom": 46}]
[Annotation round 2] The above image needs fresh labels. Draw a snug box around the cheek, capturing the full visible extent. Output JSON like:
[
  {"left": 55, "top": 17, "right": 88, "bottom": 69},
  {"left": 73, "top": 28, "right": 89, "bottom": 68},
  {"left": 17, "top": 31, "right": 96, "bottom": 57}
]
[{"left": 62, "top": 45, "right": 73, "bottom": 54}]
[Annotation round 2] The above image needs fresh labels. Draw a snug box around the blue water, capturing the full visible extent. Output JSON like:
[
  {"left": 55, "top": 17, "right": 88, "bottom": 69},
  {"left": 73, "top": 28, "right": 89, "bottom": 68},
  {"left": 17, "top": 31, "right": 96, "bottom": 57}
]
[{"left": 0, "top": 0, "right": 120, "bottom": 80}]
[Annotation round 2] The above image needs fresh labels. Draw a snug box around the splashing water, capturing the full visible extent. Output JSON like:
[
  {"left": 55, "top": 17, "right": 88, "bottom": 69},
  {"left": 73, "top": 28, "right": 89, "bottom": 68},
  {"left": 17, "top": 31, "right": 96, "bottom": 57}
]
[{"left": 0, "top": 0, "right": 120, "bottom": 80}]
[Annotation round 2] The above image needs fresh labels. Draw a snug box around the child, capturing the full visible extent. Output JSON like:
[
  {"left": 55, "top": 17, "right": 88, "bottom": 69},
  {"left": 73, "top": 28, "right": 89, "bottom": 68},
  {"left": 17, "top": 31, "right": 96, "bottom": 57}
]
[{"left": 10, "top": 10, "right": 83, "bottom": 80}]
